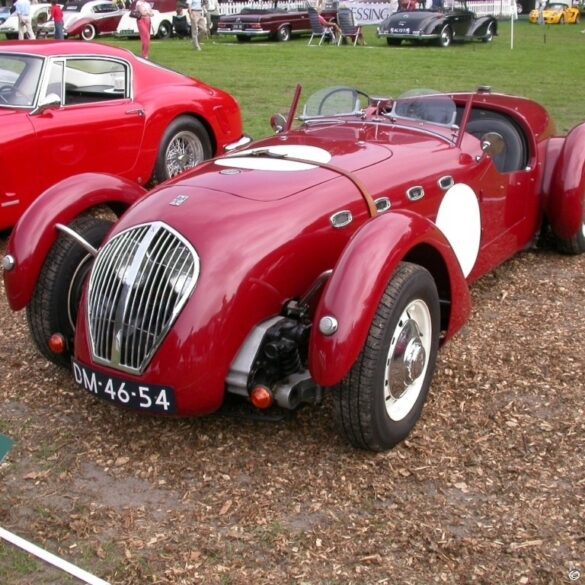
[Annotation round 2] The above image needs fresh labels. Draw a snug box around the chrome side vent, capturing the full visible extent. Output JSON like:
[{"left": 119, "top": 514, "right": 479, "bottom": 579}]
[{"left": 87, "top": 222, "right": 199, "bottom": 374}]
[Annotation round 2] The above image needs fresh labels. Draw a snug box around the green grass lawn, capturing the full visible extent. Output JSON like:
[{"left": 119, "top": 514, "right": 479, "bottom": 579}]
[{"left": 103, "top": 20, "right": 585, "bottom": 139}]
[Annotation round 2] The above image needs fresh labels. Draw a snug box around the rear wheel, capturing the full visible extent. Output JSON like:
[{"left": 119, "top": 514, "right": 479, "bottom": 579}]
[
  {"left": 554, "top": 220, "right": 585, "bottom": 254},
  {"left": 559, "top": 15, "right": 565, "bottom": 24},
  {"left": 438, "top": 25, "right": 452, "bottom": 47},
  {"left": 154, "top": 116, "right": 212, "bottom": 182},
  {"left": 276, "top": 25, "right": 291, "bottom": 42},
  {"left": 387, "top": 37, "right": 402, "bottom": 46},
  {"left": 157, "top": 20, "right": 172, "bottom": 39},
  {"left": 334, "top": 263, "right": 440, "bottom": 451},
  {"left": 236, "top": 34, "right": 250, "bottom": 42},
  {"left": 81, "top": 23, "right": 96, "bottom": 41},
  {"left": 26, "top": 216, "right": 113, "bottom": 367}
]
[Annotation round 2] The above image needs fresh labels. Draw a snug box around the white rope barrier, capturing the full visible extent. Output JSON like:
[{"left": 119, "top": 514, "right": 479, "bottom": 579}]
[{"left": 0, "top": 527, "right": 111, "bottom": 585}]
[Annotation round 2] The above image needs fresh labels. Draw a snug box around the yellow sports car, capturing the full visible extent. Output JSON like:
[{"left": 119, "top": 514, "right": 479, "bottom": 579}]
[{"left": 529, "top": 2, "right": 581, "bottom": 24}]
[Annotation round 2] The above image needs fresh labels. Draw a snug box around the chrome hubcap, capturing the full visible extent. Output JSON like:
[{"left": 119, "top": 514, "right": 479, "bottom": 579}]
[
  {"left": 165, "top": 131, "right": 204, "bottom": 178},
  {"left": 384, "top": 299, "right": 432, "bottom": 421}
]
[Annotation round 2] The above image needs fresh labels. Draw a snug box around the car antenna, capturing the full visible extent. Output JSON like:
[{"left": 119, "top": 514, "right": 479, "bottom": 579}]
[{"left": 285, "top": 84, "right": 302, "bottom": 133}]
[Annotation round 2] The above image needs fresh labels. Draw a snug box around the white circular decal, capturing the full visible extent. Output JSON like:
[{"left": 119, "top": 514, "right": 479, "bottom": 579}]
[
  {"left": 435, "top": 183, "right": 481, "bottom": 278},
  {"left": 216, "top": 145, "right": 332, "bottom": 172}
]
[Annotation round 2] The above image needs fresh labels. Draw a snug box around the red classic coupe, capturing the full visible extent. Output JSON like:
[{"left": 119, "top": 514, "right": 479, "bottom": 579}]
[
  {"left": 0, "top": 41, "right": 248, "bottom": 231},
  {"left": 4, "top": 85, "right": 585, "bottom": 451}
]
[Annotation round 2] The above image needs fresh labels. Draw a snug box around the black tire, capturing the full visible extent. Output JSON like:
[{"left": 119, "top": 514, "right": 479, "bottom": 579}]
[
  {"left": 438, "top": 25, "right": 452, "bottom": 47},
  {"left": 387, "top": 37, "right": 402, "bottom": 46},
  {"left": 554, "top": 220, "right": 585, "bottom": 254},
  {"left": 334, "top": 263, "right": 440, "bottom": 451},
  {"left": 157, "top": 20, "right": 172, "bottom": 39},
  {"left": 81, "top": 23, "right": 96, "bottom": 41},
  {"left": 482, "top": 21, "right": 495, "bottom": 42},
  {"left": 154, "top": 116, "right": 212, "bottom": 183},
  {"left": 276, "top": 25, "right": 290, "bottom": 42},
  {"left": 5, "top": 33, "right": 18, "bottom": 40},
  {"left": 559, "top": 15, "right": 565, "bottom": 24},
  {"left": 236, "top": 34, "right": 250, "bottom": 42},
  {"left": 26, "top": 216, "right": 113, "bottom": 367}
]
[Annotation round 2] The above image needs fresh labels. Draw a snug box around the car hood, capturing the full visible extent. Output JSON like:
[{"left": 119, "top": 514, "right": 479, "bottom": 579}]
[{"left": 165, "top": 130, "right": 394, "bottom": 203}]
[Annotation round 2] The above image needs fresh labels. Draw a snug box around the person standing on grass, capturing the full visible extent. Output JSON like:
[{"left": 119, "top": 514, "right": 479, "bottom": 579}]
[
  {"left": 135, "top": 0, "right": 154, "bottom": 59},
  {"left": 15, "top": 0, "right": 35, "bottom": 40},
  {"left": 188, "top": 0, "right": 203, "bottom": 50},
  {"left": 50, "top": 0, "right": 64, "bottom": 39}
]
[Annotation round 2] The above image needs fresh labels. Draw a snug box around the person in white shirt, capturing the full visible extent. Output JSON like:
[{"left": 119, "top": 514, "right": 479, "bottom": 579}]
[
  {"left": 14, "top": 0, "right": 36, "bottom": 40},
  {"left": 188, "top": 0, "right": 205, "bottom": 50}
]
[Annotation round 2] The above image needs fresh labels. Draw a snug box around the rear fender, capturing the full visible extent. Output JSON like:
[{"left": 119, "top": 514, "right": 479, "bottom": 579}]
[
  {"left": 468, "top": 16, "right": 497, "bottom": 37},
  {"left": 547, "top": 122, "right": 585, "bottom": 239},
  {"left": 308, "top": 210, "right": 471, "bottom": 388},
  {"left": 4, "top": 173, "right": 146, "bottom": 311}
]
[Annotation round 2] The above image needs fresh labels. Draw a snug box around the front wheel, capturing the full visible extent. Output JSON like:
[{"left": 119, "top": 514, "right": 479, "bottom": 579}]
[
  {"left": 154, "top": 116, "right": 212, "bottom": 183},
  {"left": 26, "top": 216, "right": 113, "bottom": 367},
  {"left": 482, "top": 21, "right": 495, "bottom": 42},
  {"left": 334, "top": 263, "right": 440, "bottom": 451},
  {"left": 276, "top": 25, "right": 290, "bottom": 42},
  {"left": 438, "top": 25, "right": 452, "bottom": 47},
  {"left": 81, "top": 23, "right": 96, "bottom": 41}
]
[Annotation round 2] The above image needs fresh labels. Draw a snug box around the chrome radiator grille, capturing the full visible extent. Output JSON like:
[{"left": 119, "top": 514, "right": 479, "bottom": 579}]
[{"left": 87, "top": 222, "right": 199, "bottom": 374}]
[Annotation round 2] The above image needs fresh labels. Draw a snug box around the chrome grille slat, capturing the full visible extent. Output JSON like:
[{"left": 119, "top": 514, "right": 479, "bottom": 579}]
[
  {"left": 87, "top": 222, "right": 199, "bottom": 375},
  {"left": 134, "top": 230, "right": 175, "bottom": 368}
]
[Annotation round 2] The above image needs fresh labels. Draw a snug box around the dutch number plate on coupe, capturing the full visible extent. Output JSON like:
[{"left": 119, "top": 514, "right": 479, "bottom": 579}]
[{"left": 72, "top": 359, "right": 177, "bottom": 414}]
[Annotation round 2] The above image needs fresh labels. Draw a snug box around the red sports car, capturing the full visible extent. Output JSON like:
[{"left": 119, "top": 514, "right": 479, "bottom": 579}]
[
  {"left": 4, "top": 85, "right": 585, "bottom": 451},
  {"left": 0, "top": 41, "right": 248, "bottom": 231}
]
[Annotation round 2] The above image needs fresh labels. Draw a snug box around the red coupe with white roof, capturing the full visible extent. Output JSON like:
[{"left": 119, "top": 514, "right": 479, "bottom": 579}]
[{"left": 4, "top": 85, "right": 585, "bottom": 451}]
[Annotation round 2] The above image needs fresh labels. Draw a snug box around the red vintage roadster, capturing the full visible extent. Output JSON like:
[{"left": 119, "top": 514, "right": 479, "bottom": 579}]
[
  {"left": 0, "top": 41, "right": 247, "bottom": 231},
  {"left": 3, "top": 85, "right": 585, "bottom": 451}
]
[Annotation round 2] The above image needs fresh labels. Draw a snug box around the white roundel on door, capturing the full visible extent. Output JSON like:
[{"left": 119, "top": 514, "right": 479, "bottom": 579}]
[{"left": 435, "top": 183, "right": 481, "bottom": 278}]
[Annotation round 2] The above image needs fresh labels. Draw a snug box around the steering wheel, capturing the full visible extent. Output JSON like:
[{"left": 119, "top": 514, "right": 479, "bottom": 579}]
[{"left": 0, "top": 85, "right": 29, "bottom": 105}]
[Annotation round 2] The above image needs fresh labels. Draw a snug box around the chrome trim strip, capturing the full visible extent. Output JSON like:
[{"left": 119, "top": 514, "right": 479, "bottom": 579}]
[{"left": 56, "top": 223, "right": 98, "bottom": 256}]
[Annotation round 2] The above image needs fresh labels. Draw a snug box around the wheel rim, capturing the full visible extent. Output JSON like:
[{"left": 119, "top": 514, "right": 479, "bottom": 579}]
[
  {"left": 440, "top": 27, "right": 450, "bottom": 47},
  {"left": 384, "top": 299, "right": 432, "bottom": 421},
  {"left": 486, "top": 24, "right": 493, "bottom": 41},
  {"left": 281, "top": 27, "right": 290, "bottom": 41},
  {"left": 165, "top": 131, "right": 204, "bottom": 178},
  {"left": 82, "top": 25, "right": 95, "bottom": 40}
]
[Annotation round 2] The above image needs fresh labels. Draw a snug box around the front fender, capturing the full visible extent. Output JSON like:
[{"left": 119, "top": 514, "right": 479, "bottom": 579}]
[
  {"left": 547, "top": 122, "right": 585, "bottom": 239},
  {"left": 4, "top": 173, "right": 146, "bottom": 311},
  {"left": 308, "top": 211, "right": 471, "bottom": 388}
]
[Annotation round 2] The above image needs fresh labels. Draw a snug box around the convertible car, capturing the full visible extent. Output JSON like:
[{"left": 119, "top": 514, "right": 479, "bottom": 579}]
[
  {"left": 217, "top": 7, "right": 337, "bottom": 42},
  {"left": 4, "top": 85, "right": 585, "bottom": 451},
  {"left": 37, "top": 0, "right": 126, "bottom": 41},
  {"left": 377, "top": 0, "right": 497, "bottom": 47},
  {"left": 528, "top": 2, "right": 581, "bottom": 24},
  {"left": 0, "top": 41, "right": 248, "bottom": 231}
]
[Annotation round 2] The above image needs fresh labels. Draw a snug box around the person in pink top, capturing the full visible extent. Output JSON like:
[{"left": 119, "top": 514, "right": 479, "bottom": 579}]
[{"left": 135, "top": 0, "right": 154, "bottom": 59}]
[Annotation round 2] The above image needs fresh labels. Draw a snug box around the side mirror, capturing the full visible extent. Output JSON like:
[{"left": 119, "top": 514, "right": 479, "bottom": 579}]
[
  {"left": 481, "top": 131, "right": 505, "bottom": 158},
  {"left": 30, "top": 93, "right": 62, "bottom": 116},
  {"left": 270, "top": 113, "right": 287, "bottom": 134}
]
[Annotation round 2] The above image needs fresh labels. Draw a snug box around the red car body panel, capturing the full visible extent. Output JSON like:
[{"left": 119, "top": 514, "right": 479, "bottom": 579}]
[
  {"left": 4, "top": 87, "right": 585, "bottom": 422},
  {"left": 0, "top": 41, "right": 245, "bottom": 231}
]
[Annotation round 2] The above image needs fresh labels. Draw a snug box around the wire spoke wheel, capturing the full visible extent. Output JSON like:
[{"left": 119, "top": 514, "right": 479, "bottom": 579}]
[{"left": 165, "top": 130, "right": 205, "bottom": 178}]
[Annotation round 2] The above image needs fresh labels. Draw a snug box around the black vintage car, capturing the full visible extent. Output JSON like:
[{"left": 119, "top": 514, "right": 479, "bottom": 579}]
[{"left": 377, "top": 0, "right": 497, "bottom": 48}]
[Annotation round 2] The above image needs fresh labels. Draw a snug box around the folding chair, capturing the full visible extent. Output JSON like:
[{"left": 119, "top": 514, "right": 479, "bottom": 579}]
[
  {"left": 308, "top": 6, "right": 336, "bottom": 45},
  {"left": 337, "top": 7, "right": 363, "bottom": 46}
]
